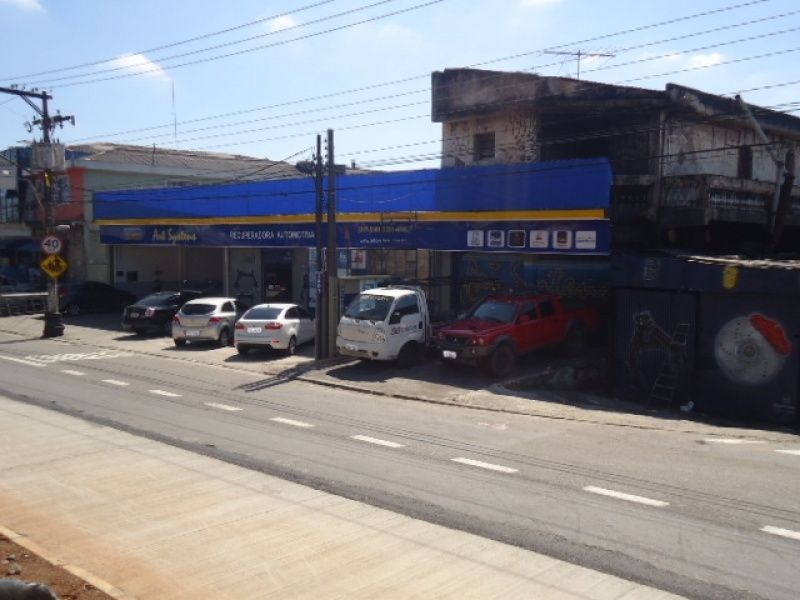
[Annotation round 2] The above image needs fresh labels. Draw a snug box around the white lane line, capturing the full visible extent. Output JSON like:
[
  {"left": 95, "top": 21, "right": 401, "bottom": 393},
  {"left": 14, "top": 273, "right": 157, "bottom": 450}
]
[
  {"left": 583, "top": 486, "right": 669, "bottom": 508},
  {"left": 0, "top": 355, "right": 45, "bottom": 368},
  {"left": 270, "top": 417, "right": 314, "bottom": 428},
  {"left": 101, "top": 379, "right": 129, "bottom": 387},
  {"left": 704, "top": 438, "right": 766, "bottom": 445},
  {"left": 451, "top": 457, "right": 518, "bottom": 474},
  {"left": 205, "top": 402, "right": 242, "bottom": 412},
  {"left": 351, "top": 435, "right": 405, "bottom": 448},
  {"left": 775, "top": 449, "right": 800, "bottom": 456},
  {"left": 61, "top": 369, "right": 86, "bottom": 376},
  {"left": 149, "top": 389, "right": 181, "bottom": 398},
  {"left": 762, "top": 526, "right": 800, "bottom": 541}
]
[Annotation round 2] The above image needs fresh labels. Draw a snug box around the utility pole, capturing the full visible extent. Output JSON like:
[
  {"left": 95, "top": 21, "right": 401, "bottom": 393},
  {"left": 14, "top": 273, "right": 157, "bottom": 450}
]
[
  {"left": 543, "top": 50, "right": 615, "bottom": 80},
  {"left": 313, "top": 134, "right": 326, "bottom": 359},
  {"left": 325, "top": 129, "right": 338, "bottom": 358},
  {"left": 0, "top": 86, "right": 74, "bottom": 337}
]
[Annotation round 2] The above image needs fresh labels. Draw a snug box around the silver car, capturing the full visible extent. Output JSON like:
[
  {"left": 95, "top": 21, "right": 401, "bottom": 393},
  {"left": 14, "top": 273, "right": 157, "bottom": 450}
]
[
  {"left": 234, "top": 303, "right": 315, "bottom": 355},
  {"left": 172, "top": 297, "right": 240, "bottom": 347}
]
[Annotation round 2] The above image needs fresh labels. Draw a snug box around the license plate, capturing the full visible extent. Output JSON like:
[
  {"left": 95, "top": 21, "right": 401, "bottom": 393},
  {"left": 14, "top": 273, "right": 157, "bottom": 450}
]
[
  {"left": 247, "top": 327, "right": 261, "bottom": 333},
  {"left": 186, "top": 330, "right": 200, "bottom": 337},
  {"left": 442, "top": 350, "right": 457, "bottom": 359}
]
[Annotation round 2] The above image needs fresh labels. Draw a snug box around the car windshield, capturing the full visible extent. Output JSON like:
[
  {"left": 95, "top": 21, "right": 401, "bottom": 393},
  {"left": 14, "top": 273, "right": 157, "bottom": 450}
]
[
  {"left": 243, "top": 307, "right": 283, "bottom": 320},
  {"left": 181, "top": 303, "right": 215, "bottom": 316},
  {"left": 137, "top": 293, "right": 174, "bottom": 307},
  {"left": 471, "top": 300, "right": 518, "bottom": 323},
  {"left": 344, "top": 294, "right": 394, "bottom": 321}
]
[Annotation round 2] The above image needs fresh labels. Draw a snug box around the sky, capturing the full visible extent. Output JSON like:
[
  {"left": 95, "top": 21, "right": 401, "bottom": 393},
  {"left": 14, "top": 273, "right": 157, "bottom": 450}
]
[{"left": 1, "top": 0, "right": 798, "bottom": 174}]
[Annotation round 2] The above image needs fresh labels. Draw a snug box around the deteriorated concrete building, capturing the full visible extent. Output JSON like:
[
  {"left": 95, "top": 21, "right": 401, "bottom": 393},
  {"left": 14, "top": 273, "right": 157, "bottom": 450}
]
[{"left": 432, "top": 69, "right": 800, "bottom": 252}]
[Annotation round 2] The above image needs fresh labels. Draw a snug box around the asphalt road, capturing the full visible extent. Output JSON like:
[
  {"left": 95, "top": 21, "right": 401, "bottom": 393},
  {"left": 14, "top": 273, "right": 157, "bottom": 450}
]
[{"left": 0, "top": 332, "right": 799, "bottom": 600}]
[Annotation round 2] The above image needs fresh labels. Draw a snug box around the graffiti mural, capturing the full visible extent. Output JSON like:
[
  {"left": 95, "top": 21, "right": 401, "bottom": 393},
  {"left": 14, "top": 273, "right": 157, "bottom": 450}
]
[{"left": 714, "top": 313, "right": 792, "bottom": 385}]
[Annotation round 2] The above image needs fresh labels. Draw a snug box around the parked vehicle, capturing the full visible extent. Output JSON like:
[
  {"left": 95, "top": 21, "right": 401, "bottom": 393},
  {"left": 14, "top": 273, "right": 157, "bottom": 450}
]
[
  {"left": 172, "top": 297, "right": 240, "bottom": 347},
  {"left": 59, "top": 281, "right": 137, "bottom": 315},
  {"left": 336, "top": 286, "right": 431, "bottom": 366},
  {"left": 234, "top": 303, "right": 315, "bottom": 355},
  {"left": 122, "top": 289, "right": 204, "bottom": 336},
  {"left": 437, "top": 293, "right": 600, "bottom": 378}
]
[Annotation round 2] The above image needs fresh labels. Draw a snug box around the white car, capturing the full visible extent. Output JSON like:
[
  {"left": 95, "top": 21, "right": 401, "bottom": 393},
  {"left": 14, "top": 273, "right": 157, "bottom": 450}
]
[
  {"left": 172, "top": 297, "right": 240, "bottom": 347},
  {"left": 234, "top": 303, "right": 315, "bottom": 355}
]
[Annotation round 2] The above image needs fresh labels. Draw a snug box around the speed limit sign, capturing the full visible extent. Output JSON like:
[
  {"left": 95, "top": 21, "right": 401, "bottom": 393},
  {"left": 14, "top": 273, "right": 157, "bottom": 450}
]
[{"left": 41, "top": 235, "right": 63, "bottom": 255}]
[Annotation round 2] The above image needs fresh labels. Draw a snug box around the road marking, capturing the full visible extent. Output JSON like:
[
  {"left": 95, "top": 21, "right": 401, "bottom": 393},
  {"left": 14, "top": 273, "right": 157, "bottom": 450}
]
[
  {"left": 762, "top": 526, "right": 800, "bottom": 541},
  {"left": 351, "top": 435, "right": 405, "bottom": 448},
  {"left": 775, "top": 449, "right": 800, "bottom": 456},
  {"left": 24, "top": 351, "right": 132, "bottom": 364},
  {"left": 704, "top": 438, "right": 767, "bottom": 445},
  {"left": 451, "top": 457, "right": 518, "bottom": 474},
  {"left": 0, "top": 355, "right": 45, "bottom": 368},
  {"left": 149, "top": 389, "right": 181, "bottom": 398},
  {"left": 270, "top": 417, "right": 314, "bottom": 428},
  {"left": 101, "top": 379, "right": 129, "bottom": 387},
  {"left": 205, "top": 402, "right": 242, "bottom": 412},
  {"left": 583, "top": 486, "right": 669, "bottom": 507},
  {"left": 61, "top": 369, "right": 85, "bottom": 376}
]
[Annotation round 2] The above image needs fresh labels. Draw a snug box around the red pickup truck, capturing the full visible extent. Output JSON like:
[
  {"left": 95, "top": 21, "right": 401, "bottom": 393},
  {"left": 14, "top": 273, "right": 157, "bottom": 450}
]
[{"left": 437, "top": 293, "right": 600, "bottom": 378}]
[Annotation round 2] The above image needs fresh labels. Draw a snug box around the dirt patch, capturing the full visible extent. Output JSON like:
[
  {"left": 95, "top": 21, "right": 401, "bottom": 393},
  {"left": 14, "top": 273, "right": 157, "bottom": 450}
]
[{"left": 1, "top": 535, "right": 113, "bottom": 600}]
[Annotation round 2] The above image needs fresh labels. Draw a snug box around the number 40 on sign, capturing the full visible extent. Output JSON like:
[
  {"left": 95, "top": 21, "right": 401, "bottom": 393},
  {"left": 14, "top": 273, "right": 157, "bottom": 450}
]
[{"left": 41, "top": 235, "right": 63, "bottom": 255}]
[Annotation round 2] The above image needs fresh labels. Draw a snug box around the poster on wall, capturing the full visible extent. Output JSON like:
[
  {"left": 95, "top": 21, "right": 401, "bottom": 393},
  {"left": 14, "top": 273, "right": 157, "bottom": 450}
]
[{"left": 467, "top": 230, "right": 484, "bottom": 247}]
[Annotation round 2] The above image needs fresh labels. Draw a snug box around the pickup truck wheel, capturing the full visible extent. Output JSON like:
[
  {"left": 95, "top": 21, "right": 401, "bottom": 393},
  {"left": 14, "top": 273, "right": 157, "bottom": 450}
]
[
  {"left": 397, "top": 342, "right": 420, "bottom": 368},
  {"left": 487, "top": 344, "right": 516, "bottom": 378},
  {"left": 564, "top": 325, "right": 585, "bottom": 357}
]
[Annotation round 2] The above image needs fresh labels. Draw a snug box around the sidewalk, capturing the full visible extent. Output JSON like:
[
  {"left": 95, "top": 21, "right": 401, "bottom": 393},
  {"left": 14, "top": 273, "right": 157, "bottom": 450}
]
[
  {"left": 0, "top": 396, "right": 682, "bottom": 599},
  {"left": 0, "top": 312, "right": 796, "bottom": 441}
]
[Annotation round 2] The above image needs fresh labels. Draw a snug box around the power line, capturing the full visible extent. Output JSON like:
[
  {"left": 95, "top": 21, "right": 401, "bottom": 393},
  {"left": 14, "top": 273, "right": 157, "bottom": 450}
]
[
  {"left": 64, "top": 2, "right": 792, "bottom": 144},
  {"left": 0, "top": 0, "right": 336, "bottom": 81},
  {"left": 22, "top": 0, "right": 445, "bottom": 89}
]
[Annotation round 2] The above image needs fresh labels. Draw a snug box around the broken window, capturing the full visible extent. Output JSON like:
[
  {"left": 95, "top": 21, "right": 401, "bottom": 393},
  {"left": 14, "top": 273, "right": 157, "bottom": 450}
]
[
  {"left": 473, "top": 132, "right": 496, "bottom": 161},
  {"left": 737, "top": 145, "right": 753, "bottom": 179}
]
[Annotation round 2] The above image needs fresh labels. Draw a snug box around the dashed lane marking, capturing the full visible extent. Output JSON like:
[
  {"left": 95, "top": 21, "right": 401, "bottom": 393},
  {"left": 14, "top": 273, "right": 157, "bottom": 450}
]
[
  {"left": 61, "top": 369, "right": 85, "bottom": 376},
  {"left": 101, "top": 379, "right": 129, "bottom": 387},
  {"left": 583, "top": 486, "right": 669, "bottom": 508},
  {"left": 775, "top": 449, "right": 800, "bottom": 456},
  {"left": 762, "top": 525, "right": 800, "bottom": 541},
  {"left": 205, "top": 402, "right": 242, "bottom": 412},
  {"left": 704, "top": 439, "right": 767, "bottom": 445},
  {"left": 0, "top": 355, "right": 45, "bottom": 368},
  {"left": 451, "top": 457, "right": 518, "bottom": 474},
  {"left": 149, "top": 389, "right": 181, "bottom": 398},
  {"left": 351, "top": 435, "right": 405, "bottom": 448},
  {"left": 270, "top": 417, "right": 314, "bottom": 428}
]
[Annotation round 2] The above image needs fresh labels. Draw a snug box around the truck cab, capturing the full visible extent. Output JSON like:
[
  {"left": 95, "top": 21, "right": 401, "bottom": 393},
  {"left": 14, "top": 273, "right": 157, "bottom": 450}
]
[{"left": 336, "top": 286, "right": 429, "bottom": 365}]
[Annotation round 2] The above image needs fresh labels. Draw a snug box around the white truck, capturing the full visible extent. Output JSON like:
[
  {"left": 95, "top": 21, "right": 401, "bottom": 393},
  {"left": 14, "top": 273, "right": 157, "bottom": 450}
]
[{"left": 336, "top": 286, "right": 430, "bottom": 366}]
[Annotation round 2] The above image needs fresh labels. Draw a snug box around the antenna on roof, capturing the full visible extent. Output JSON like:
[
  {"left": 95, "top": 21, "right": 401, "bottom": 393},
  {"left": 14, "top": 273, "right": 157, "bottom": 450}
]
[
  {"left": 171, "top": 81, "right": 177, "bottom": 144},
  {"left": 543, "top": 49, "right": 615, "bottom": 80}
]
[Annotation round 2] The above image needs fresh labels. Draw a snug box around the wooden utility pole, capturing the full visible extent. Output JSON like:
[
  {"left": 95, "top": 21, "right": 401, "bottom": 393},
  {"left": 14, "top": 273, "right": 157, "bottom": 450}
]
[
  {"left": 325, "top": 129, "right": 338, "bottom": 358},
  {"left": 313, "top": 134, "right": 326, "bottom": 358}
]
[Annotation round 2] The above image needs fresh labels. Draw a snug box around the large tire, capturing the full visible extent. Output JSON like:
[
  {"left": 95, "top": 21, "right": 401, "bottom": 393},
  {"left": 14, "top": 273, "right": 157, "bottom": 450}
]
[
  {"left": 564, "top": 325, "right": 585, "bottom": 357},
  {"left": 397, "top": 342, "right": 420, "bottom": 368},
  {"left": 286, "top": 336, "right": 297, "bottom": 356},
  {"left": 487, "top": 344, "right": 516, "bottom": 378},
  {"left": 173, "top": 338, "right": 186, "bottom": 347},
  {"left": 217, "top": 328, "right": 231, "bottom": 348}
]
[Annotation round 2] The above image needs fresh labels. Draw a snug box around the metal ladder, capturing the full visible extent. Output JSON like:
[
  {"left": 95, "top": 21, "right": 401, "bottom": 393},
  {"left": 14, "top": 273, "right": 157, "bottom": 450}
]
[{"left": 648, "top": 323, "right": 691, "bottom": 406}]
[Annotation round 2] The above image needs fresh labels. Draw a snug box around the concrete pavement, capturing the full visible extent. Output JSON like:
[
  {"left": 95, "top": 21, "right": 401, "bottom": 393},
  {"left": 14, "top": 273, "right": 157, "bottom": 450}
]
[{"left": 0, "top": 396, "right": 685, "bottom": 600}]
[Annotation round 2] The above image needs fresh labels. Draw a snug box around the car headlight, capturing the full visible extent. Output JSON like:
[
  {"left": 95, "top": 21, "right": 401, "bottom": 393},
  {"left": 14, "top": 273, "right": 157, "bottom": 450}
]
[{"left": 374, "top": 332, "right": 386, "bottom": 343}]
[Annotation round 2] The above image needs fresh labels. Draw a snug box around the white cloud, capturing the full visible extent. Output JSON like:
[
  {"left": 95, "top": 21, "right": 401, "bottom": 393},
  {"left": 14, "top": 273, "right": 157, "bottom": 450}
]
[
  {"left": 268, "top": 15, "right": 297, "bottom": 33},
  {"left": 518, "top": 0, "right": 563, "bottom": 7},
  {"left": 107, "top": 53, "right": 170, "bottom": 81},
  {"left": 0, "top": 0, "right": 44, "bottom": 11},
  {"left": 688, "top": 53, "right": 725, "bottom": 69}
]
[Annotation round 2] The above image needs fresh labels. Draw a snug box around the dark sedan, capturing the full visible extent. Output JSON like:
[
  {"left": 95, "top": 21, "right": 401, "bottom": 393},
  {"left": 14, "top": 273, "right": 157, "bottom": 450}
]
[
  {"left": 122, "top": 290, "right": 204, "bottom": 336},
  {"left": 59, "top": 281, "right": 137, "bottom": 316}
]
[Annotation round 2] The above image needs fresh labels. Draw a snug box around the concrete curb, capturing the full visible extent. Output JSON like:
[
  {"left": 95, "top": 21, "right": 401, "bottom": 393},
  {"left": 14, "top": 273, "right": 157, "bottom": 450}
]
[{"left": 0, "top": 525, "right": 133, "bottom": 600}]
